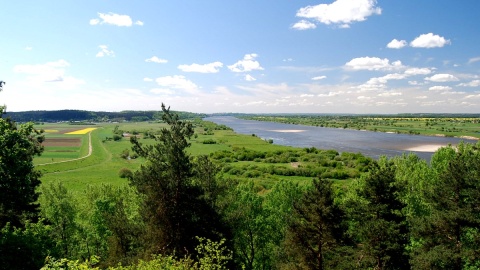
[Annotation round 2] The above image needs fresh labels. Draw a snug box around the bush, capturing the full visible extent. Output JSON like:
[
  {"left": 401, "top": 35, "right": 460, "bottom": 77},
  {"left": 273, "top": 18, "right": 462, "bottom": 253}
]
[
  {"left": 113, "top": 134, "right": 122, "bottom": 141},
  {"left": 202, "top": 139, "right": 217, "bottom": 144},
  {"left": 118, "top": 168, "right": 133, "bottom": 179}
]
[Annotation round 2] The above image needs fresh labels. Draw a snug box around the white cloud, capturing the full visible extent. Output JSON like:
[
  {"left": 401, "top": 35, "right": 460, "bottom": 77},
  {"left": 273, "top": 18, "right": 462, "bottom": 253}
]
[
  {"left": 296, "top": 0, "right": 381, "bottom": 27},
  {"left": 312, "top": 76, "right": 327, "bottom": 80},
  {"left": 357, "top": 73, "right": 406, "bottom": 91},
  {"left": 25, "top": 46, "right": 33, "bottom": 51},
  {"left": 145, "top": 56, "right": 167, "bottom": 63},
  {"left": 387, "top": 39, "right": 407, "bottom": 49},
  {"left": 404, "top": 67, "right": 432, "bottom": 75},
  {"left": 90, "top": 12, "right": 140, "bottom": 27},
  {"left": 458, "top": 80, "right": 480, "bottom": 87},
  {"left": 468, "top": 57, "right": 480, "bottom": 64},
  {"left": 378, "top": 92, "right": 402, "bottom": 97},
  {"left": 429, "top": 86, "right": 452, "bottom": 91},
  {"left": 345, "top": 57, "right": 403, "bottom": 71},
  {"left": 13, "top": 60, "right": 84, "bottom": 89},
  {"left": 410, "top": 33, "right": 451, "bottom": 48},
  {"left": 150, "top": 88, "right": 175, "bottom": 95},
  {"left": 143, "top": 77, "right": 153, "bottom": 82},
  {"left": 245, "top": 74, "right": 256, "bottom": 81},
  {"left": 425, "top": 73, "right": 459, "bottom": 82},
  {"left": 178, "top": 62, "right": 223, "bottom": 73},
  {"left": 96, "top": 45, "right": 115, "bottom": 57},
  {"left": 155, "top": 75, "right": 198, "bottom": 93},
  {"left": 291, "top": 20, "right": 317, "bottom": 30},
  {"left": 14, "top": 60, "right": 69, "bottom": 82},
  {"left": 228, "top": 54, "right": 264, "bottom": 72}
]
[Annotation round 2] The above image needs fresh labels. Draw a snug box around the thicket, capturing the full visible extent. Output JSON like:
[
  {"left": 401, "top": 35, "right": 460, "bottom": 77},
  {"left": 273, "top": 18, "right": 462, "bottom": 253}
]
[{"left": 2, "top": 101, "right": 480, "bottom": 269}]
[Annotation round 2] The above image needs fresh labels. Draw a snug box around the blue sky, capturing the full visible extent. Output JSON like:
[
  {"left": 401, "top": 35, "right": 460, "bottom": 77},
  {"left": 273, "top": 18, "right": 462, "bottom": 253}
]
[{"left": 1, "top": 0, "right": 480, "bottom": 113}]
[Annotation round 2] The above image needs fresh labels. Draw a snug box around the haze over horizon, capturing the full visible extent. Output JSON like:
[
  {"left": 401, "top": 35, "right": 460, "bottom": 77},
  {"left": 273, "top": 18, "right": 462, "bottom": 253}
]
[{"left": 1, "top": 1, "right": 480, "bottom": 114}]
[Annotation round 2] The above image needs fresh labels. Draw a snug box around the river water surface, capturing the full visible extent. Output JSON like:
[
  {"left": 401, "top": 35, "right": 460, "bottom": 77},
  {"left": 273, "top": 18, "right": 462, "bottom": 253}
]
[{"left": 205, "top": 116, "right": 478, "bottom": 161}]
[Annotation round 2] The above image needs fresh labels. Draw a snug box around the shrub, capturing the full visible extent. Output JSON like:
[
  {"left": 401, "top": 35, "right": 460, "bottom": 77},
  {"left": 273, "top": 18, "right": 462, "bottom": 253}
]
[{"left": 118, "top": 168, "right": 133, "bottom": 179}]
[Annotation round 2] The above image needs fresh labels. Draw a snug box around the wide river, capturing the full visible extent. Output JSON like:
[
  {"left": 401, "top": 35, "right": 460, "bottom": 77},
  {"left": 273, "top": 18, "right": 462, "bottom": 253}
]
[{"left": 205, "top": 116, "right": 478, "bottom": 161}]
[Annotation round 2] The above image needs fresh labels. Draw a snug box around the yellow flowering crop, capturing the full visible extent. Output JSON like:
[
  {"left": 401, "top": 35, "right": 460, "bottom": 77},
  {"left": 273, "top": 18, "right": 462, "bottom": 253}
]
[{"left": 65, "top": 128, "right": 97, "bottom": 135}]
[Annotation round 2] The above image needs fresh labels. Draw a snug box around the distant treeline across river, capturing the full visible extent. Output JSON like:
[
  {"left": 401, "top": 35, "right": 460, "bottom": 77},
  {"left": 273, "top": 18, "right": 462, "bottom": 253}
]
[{"left": 205, "top": 116, "right": 478, "bottom": 161}]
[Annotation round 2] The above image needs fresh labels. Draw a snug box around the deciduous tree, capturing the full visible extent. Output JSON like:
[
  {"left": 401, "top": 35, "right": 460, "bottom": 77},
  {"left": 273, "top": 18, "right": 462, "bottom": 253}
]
[{"left": 0, "top": 86, "right": 44, "bottom": 228}]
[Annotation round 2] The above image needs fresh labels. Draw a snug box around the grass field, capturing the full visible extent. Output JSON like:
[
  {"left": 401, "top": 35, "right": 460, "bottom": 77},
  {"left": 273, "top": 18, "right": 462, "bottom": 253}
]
[{"left": 35, "top": 121, "right": 297, "bottom": 192}]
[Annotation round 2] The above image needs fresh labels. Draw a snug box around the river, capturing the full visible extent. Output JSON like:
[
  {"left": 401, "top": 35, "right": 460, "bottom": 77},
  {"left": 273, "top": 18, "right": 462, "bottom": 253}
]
[{"left": 205, "top": 116, "right": 478, "bottom": 161}]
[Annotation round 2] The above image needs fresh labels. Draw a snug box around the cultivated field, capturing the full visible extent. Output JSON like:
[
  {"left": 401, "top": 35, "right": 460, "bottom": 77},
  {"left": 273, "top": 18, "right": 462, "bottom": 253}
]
[{"left": 35, "top": 121, "right": 298, "bottom": 192}]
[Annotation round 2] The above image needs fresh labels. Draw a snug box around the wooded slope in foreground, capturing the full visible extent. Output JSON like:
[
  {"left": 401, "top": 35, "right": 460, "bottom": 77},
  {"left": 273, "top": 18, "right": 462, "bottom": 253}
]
[{"left": 2, "top": 105, "right": 480, "bottom": 270}]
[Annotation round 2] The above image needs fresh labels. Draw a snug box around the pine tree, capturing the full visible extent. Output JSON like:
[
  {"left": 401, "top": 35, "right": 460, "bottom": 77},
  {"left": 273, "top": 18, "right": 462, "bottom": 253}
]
[
  {"left": 282, "top": 178, "right": 349, "bottom": 270},
  {"left": 130, "top": 104, "right": 226, "bottom": 258},
  {"left": 352, "top": 159, "right": 410, "bottom": 269}
]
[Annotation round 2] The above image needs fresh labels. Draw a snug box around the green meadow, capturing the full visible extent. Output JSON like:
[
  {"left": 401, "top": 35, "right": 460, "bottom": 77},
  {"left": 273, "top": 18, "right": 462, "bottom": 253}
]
[{"left": 35, "top": 121, "right": 313, "bottom": 192}]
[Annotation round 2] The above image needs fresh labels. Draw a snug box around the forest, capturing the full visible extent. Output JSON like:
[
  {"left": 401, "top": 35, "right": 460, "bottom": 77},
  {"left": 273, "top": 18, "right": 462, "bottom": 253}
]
[{"left": 1, "top": 103, "right": 480, "bottom": 270}]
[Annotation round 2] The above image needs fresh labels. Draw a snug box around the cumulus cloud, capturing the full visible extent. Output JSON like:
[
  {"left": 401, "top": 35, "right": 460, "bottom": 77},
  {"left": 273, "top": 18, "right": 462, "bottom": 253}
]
[
  {"left": 96, "top": 45, "right": 115, "bottom": 57},
  {"left": 228, "top": 54, "right": 264, "bottom": 72},
  {"left": 410, "top": 33, "right": 451, "bottom": 48},
  {"left": 345, "top": 57, "right": 403, "bottom": 71},
  {"left": 404, "top": 67, "right": 433, "bottom": 75},
  {"left": 178, "top": 62, "right": 223, "bottom": 73},
  {"left": 387, "top": 39, "right": 407, "bottom": 49},
  {"left": 429, "top": 86, "right": 452, "bottom": 91},
  {"left": 425, "top": 73, "right": 459, "bottom": 82},
  {"left": 245, "top": 74, "right": 256, "bottom": 81},
  {"left": 357, "top": 73, "right": 407, "bottom": 91},
  {"left": 458, "top": 80, "right": 480, "bottom": 87},
  {"left": 296, "top": 0, "right": 381, "bottom": 28},
  {"left": 291, "top": 20, "right": 317, "bottom": 30},
  {"left": 155, "top": 75, "right": 198, "bottom": 93},
  {"left": 312, "top": 76, "right": 327, "bottom": 80},
  {"left": 90, "top": 12, "right": 141, "bottom": 27},
  {"left": 145, "top": 56, "right": 168, "bottom": 63}
]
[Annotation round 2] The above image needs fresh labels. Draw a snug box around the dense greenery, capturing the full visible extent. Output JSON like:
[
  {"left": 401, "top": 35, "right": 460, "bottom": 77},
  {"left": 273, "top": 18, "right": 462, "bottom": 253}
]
[
  {"left": 5, "top": 109, "right": 206, "bottom": 123},
  {"left": 2, "top": 101, "right": 480, "bottom": 269}
]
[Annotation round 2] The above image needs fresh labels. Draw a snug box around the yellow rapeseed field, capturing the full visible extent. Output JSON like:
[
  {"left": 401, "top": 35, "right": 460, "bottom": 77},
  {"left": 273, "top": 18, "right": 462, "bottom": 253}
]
[{"left": 65, "top": 128, "right": 97, "bottom": 135}]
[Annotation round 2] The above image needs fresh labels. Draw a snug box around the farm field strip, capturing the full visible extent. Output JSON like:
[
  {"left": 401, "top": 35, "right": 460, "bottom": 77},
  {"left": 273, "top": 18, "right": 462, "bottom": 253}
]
[
  {"left": 37, "top": 130, "right": 94, "bottom": 166},
  {"left": 65, "top": 127, "right": 97, "bottom": 134}
]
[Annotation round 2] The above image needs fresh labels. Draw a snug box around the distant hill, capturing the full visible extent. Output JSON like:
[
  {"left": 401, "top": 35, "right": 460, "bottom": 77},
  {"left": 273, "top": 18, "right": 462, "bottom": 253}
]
[{"left": 4, "top": 110, "right": 206, "bottom": 122}]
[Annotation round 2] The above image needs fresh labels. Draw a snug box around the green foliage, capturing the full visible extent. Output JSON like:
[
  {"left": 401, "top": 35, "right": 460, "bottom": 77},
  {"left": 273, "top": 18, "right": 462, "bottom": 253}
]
[
  {"left": 130, "top": 104, "right": 226, "bottom": 258},
  {"left": 40, "top": 182, "right": 79, "bottom": 258},
  {"left": 118, "top": 168, "right": 133, "bottom": 179},
  {"left": 410, "top": 142, "right": 480, "bottom": 270},
  {"left": 347, "top": 158, "right": 410, "bottom": 269},
  {"left": 0, "top": 116, "right": 44, "bottom": 227},
  {"left": 281, "top": 178, "right": 350, "bottom": 270},
  {"left": 221, "top": 181, "right": 267, "bottom": 269},
  {"left": 41, "top": 255, "right": 100, "bottom": 270},
  {"left": 195, "top": 237, "right": 232, "bottom": 270},
  {"left": 1, "top": 221, "right": 57, "bottom": 270}
]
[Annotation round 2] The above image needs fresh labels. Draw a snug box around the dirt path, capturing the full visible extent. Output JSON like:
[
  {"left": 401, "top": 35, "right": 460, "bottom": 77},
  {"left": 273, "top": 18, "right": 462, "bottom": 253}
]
[{"left": 37, "top": 131, "right": 93, "bottom": 166}]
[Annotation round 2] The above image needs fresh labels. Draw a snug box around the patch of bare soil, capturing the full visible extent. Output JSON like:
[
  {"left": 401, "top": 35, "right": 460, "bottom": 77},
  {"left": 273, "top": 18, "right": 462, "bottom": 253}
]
[{"left": 43, "top": 138, "right": 82, "bottom": 147}]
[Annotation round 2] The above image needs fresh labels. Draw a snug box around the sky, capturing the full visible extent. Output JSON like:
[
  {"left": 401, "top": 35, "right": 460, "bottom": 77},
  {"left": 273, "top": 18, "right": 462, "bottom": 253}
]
[{"left": 1, "top": 0, "right": 480, "bottom": 114}]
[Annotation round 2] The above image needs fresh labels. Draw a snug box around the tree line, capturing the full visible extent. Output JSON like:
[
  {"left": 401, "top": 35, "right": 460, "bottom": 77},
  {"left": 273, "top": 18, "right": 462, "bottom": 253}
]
[
  {"left": 4, "top": 109, "right": 206, "bottom": 123},
  {"left": 1, "top": 102, "right": 480, "bottom": 269}
]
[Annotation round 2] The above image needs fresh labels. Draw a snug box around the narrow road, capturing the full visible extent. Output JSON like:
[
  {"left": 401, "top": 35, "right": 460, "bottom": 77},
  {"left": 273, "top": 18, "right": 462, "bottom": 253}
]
[{"left": 37, "top": 131, "right": 93, "bottom": 166}]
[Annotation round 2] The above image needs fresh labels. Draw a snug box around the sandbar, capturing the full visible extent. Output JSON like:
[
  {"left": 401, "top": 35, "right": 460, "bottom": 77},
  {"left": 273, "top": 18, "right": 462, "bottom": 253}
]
[
  {"left": 269, "top": 129, "right": 306, "bottom": 133},
  {"left": 404, "top": 144, "right": 445, "bottom": 152}
]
